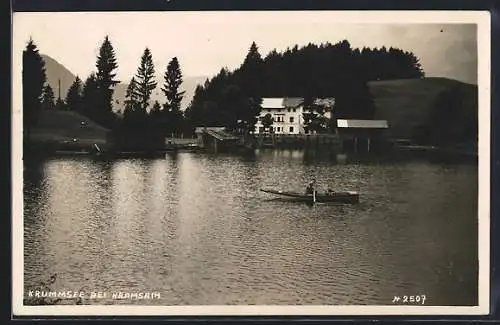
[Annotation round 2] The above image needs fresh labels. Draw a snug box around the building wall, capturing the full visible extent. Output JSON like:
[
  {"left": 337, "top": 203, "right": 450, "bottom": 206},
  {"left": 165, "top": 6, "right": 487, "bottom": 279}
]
[{"left": 254, "top": 106, "right": 332, "bottom": 135}]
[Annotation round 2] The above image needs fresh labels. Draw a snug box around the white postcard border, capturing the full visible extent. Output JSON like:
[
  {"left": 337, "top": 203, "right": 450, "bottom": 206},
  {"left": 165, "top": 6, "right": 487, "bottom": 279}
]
[{"left": 12, "top": 10, "right": 491, "bottom": 316}]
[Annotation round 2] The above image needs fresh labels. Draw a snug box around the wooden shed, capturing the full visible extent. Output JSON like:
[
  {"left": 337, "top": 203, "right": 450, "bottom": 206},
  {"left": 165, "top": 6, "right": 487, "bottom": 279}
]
[{"left": 336, "top": 119, "right": 389, "bottom": 153}]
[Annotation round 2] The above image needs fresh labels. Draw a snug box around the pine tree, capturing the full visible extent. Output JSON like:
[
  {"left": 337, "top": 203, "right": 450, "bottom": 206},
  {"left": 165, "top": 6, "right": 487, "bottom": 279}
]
[
  {"left": 41, "top": 85, "right": 55, "bottom": 110},
  {"left": 55, "top": 98, "right": 67, "bottom": 110},
  {"left": 22, "top": 38, "right": 46, "bottom": 140},
  {"left": 161, "top": 57, "right": 185, "bottom": 112},
  {"left": 151, "top": 101, "right": 162, "bottom": 115},
  {"left": 123, "top": 77, "right": 139, "bottom": 115},
  {"left": 161, "top": 57, "right": 185, "bottom": 135},
  {"left": 95, "top": 36, "right": 119, "bottom": 125},
  {"left": 82, "top": 73, "right": 99, "bottom": 119},
  {"left": 234, "top": 42, "right": 264, "bottom": 133},
  {"left": 65, "top": 76, "right": 83, "bottom": 111},
  {"left": 243, "top": 41, "right": 262, "bottom": 66},
  {"left": 134, "top": 48, "right": 157, "bottom": 113},
  {"left": 240, "top": 41, "right": 263, "bottom": 98}
]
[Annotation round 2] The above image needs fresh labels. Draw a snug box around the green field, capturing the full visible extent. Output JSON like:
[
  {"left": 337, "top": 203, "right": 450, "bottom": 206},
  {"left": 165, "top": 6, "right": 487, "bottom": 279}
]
[
  {"left": 369, "top": 77, "right": 478, "bottom": 140},
  {"left": 31, "top": 110, "right": 111, "bottom": 147}
]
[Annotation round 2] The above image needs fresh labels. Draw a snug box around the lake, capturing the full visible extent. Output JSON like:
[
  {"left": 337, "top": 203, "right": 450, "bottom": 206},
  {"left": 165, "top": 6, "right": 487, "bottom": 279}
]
[{"left": 23, "top": 149, "right": 478, "bottom": 306}]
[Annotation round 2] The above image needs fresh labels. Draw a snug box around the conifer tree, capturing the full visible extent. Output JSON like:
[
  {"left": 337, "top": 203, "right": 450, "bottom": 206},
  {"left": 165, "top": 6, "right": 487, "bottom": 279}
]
[
  {"left": 151, "top": 101, "right": 162, "bottom": 115},
  {"left": 240, "top": 41, "right": 263, "bottom": 98},
  {"left": 123, "top": 77, "right": 139, "bottom": 116},
  {"left": 161, "top": 57, "right": 185, "bottom": 135},
  {"left": 162, "top": 57, "right": 185, "bottom": 112},
  {"left": 55, "top": 98, "right": 67, "bottom": 110},
  {"left": 82, "top": 73, "right": 99, "bottom": 119},
  {"left": 41, "top": 85, "right": 55, "bottom": 110},
  {"left": 22, "top": 38, "right": 46, "bottom": 140},
  {"left": 134, "top": 48, "right": 157, "bottom": 112},
  {"left": 65, "top": 76, "right": 83, "bottom": 111},
  {"left": 95, "top": 36, "right": 119, "bottom": 125}
]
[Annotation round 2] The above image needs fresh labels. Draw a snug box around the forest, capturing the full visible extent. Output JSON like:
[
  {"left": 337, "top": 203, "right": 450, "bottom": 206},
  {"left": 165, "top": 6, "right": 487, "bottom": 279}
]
[
  {"left": 23, "top": 36, "right": 432, "bottom": 151},
  {"left": 185, "top": 40, "right": 424, "bottom": 134}
]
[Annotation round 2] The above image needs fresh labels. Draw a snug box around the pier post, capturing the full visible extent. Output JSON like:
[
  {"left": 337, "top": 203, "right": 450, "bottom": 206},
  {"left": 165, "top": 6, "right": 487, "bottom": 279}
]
[{"left": 213, "top": 139, "right": 218, "bottom": 153}]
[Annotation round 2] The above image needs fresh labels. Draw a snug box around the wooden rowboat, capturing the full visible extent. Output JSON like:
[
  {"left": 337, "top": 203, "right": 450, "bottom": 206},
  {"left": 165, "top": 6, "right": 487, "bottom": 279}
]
[{"left": 260, "top": 188, "right": 359, "bottom": 204}]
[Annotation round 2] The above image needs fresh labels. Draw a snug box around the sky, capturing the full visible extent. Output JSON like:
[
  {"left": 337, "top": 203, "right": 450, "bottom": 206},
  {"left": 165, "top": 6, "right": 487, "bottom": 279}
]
[{"left": 13, "top": 11, "right": 484, "bottom": 85}]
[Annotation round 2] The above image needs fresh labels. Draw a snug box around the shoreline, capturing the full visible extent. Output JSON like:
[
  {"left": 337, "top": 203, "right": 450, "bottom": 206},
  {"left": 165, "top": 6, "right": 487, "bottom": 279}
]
[{"left": 22, "top": 145, "right": 477, "bottom": 165}]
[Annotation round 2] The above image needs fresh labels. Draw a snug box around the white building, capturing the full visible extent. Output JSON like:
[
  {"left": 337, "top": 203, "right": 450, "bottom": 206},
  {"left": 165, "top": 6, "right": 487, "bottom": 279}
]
[{"left": 254, "top": 97, "right": 334, "bottom": 135}]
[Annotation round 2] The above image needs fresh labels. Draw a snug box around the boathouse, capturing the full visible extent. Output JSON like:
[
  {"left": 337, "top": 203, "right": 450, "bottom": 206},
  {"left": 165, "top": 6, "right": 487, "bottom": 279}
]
[
  {"left": 194, "top": 127, "right": 241, "bottom": 152},
  {"left": 336, "top": 119, "right": 389, "bottom": 153}
]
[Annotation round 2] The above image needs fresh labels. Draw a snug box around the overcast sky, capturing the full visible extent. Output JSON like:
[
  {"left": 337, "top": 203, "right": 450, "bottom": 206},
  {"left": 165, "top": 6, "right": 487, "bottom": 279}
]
[{"left": 13, "top": 11, "right": 483, "bottom": 84}]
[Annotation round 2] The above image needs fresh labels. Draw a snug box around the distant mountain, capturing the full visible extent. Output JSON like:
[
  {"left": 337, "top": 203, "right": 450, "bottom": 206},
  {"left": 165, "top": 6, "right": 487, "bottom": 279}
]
[
  {"left": 113, "top": 75, "right": 207, "bottom": 113},
  {"left": 41, "top": 54, "right": 78, "bottom": 100},
  {"left": 40, "top": 54, "right": 207, "bottom": 113}
]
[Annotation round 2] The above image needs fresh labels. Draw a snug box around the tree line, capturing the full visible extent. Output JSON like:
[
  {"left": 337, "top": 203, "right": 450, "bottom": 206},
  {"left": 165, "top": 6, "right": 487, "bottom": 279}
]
[
  {"left": 23, "top": 37, "right": 426, "bottom": 149},
  {"left": 185, "top": 40, "right": 425, "bottom": 134},
  {"left": 23, "top": 36, "right": 187, "bottom": 150}
]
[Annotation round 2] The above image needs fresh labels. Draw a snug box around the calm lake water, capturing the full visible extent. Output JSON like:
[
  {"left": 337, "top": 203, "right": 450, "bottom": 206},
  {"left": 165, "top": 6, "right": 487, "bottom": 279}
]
[{"left": 23, "top": 150, "right": 478, "bottom": 306}]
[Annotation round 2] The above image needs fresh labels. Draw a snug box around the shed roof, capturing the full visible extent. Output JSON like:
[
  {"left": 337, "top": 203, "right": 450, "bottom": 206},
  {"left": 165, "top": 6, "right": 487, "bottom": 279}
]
[
  {"left": 337, "top": 119, "right": 389, "bottom": 129},
  {"left": 194, "top": 126, "right": 226, "bottom": 133}
]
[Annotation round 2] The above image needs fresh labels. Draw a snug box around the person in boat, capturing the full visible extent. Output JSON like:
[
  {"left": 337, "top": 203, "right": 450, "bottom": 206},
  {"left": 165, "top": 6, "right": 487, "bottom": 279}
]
[{"left": 305, "top": 179, "right": 316, "bottom": 195}]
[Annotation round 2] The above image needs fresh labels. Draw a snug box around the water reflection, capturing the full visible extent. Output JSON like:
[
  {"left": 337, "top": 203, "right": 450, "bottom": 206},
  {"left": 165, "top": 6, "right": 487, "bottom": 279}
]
[{"left": 23, "top": 150, "right": 478, "bottom": 306}]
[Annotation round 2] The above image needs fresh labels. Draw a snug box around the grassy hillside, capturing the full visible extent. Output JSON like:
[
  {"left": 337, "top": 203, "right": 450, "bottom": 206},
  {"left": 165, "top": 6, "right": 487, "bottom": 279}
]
[
  {"left": 368, "top": 77, "right": 478, "bottom": 140},
  {"left": 31, "top": 110, "right": 111, "bottom": 146}
]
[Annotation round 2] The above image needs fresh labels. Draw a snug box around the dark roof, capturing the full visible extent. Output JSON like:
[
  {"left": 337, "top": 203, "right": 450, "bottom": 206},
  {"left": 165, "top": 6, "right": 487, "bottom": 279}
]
[
  {"left": 282, "top": 97, "right": 304, "bottom": 108},
  {"left": 261, "top": 97, "right": 335, "bottom": 109}
]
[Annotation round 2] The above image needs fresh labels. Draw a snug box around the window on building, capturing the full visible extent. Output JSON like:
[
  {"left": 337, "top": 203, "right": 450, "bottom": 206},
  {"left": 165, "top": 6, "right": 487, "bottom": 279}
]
[
  {"left": 290, "top": 117, "right": 294, "bottom": 123},
  {"left": 289, "top": 126, "right": 294, "bottom": 133},
  {"left": 287, "top": 108, "right": 291, "bottom": 112},
  {"left": 259, "top": 127, "right": 264, "bottom": 133},
  {"left": 292, "top": 108, "right": 296, "bottom": 112}
]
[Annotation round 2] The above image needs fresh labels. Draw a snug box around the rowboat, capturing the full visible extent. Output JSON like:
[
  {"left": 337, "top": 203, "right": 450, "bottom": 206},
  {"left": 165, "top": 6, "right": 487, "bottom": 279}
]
[{"left": 260, "top": 188, "right": 359, "bottom": 204}]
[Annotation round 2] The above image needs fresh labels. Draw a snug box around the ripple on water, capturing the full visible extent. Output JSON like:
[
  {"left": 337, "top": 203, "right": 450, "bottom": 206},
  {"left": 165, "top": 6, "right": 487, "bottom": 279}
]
[{"left": 23, "top": 153, "right": 479, "bottom": 306}]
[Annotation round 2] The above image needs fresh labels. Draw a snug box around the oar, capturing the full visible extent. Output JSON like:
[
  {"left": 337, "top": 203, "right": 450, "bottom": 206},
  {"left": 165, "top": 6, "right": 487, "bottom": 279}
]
[{"left": 312, "top": 189, "right": 316, "bottom": 204}]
